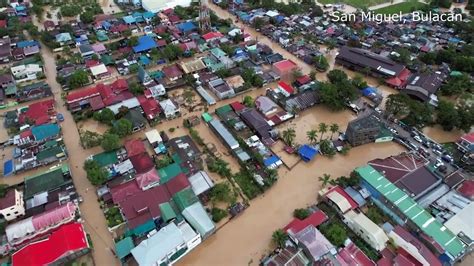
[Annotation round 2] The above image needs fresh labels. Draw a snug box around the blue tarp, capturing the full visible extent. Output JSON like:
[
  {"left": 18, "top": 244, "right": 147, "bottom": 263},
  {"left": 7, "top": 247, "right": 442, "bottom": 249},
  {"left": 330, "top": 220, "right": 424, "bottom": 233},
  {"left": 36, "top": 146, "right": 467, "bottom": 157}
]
[
  {"left": 275, "top": 15, "right": 285, "bottom": 24},
  {"left": 177, "top": 21, "right": 197, "bottom": 32},
  {"left": 362, "top": 87, "right": 377, "bottom": 96},
  {"left": 133, "top": 35, "right": 157, "bottom": 53},
  {"left": 264, "top": 155, "right": 280, "bottom": 167},
  {"left": 143, "top": 11, "right": 155, "bottom": 20},
  {"left": 3, "top": 160, "right": 13, "bottom": 176},
  {"left": 298, "top": 145, "right": 318, "bottom": 162}
]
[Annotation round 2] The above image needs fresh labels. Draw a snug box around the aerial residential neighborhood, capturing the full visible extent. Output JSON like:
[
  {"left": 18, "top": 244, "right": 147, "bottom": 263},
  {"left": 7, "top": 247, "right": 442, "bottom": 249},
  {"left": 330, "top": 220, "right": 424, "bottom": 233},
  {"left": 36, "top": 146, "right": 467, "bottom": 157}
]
[{"left": 0, "top": 0, "right": 473, "bottom": 265}]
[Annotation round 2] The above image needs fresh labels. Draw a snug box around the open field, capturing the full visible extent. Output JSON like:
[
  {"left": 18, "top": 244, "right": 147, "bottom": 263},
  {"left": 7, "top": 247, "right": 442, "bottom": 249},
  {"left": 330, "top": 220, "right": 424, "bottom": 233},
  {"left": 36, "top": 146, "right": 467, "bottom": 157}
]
[
  {"left": 318, "top": 0, "right": 390, "bottom": 9},
  {"left": 374, "top": 1, "right": 428, "bottom": 14}
]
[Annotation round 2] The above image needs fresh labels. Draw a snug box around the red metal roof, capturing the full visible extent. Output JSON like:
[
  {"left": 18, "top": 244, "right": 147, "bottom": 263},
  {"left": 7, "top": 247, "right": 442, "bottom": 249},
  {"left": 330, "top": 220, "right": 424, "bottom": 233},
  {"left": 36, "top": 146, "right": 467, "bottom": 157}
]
[
  {"left": 273, "top": 59, "right": 297, "bottom": 72},
  {"left": 162, "top": 64, "right": 183, "bottom": 79},
  {"left": 12, "top": 223, "right": 88, "bottom": 266},
  {"left": 296, "top": 75, "right": 311, "bottom": 85},
  {"left": 337, "top": 242, "right": 376, "bottom": 266},
  {"left": 135, "top": 168, "right": 160, "bottom": 190},
  {"left": 202, "top": 31, "right": 224, "bottom": 41},
  {"left": 392, "top": 226, "right": 441, "bottom": 266},
  {"left": 129, "top": 153, "right": 154, "bottom": 174},
  {"left": 118, "top": 185, "right": 171, "bottom": 229},
  {"left": 124, "top": 139, "right": 146, "bottom": 158},
  {"left": 66, "top": 86, "right": 100, "bottom": 103},
  {"left": 110, "top": 180, "right": 141, "bottom": 204},
  {"left": 88, "top": 95, "right": 105, "bottom": 111},
  {"left": 457, "top": 180, "right": 474, "bottom": 200},
  {"left": 461, "top": 132, "right": 474, "bottom": 144},
  {"left": 278, "top": 81, "right": 294, "bottom": 94},
  {"left": 19, "top": 99, "right": 55, "bottom": 125},
  {"left": 138, "top": 95, "right": 161, "bottom": 120},
  {"left": 164, "top": 173, "right": 190, "bottom": 196},
  {"left": 230, "top": 101, "right": 245, "bottom": 112},
  {"left": 0, "top": 190, "right": 16, "bottom": 210},
  {"left": 283, "top": 210, "right": 328, "bottom": 234}
]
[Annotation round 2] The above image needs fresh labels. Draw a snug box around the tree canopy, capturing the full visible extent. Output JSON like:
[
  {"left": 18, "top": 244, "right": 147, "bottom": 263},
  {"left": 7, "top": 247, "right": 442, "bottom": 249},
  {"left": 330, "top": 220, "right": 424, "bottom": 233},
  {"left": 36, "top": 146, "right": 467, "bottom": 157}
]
[
  {"left": 101, "top": 133, "right": 121, "bottom": 151},
  {"left": 84, "top": 160, "right": 108, "bottom": 186}
]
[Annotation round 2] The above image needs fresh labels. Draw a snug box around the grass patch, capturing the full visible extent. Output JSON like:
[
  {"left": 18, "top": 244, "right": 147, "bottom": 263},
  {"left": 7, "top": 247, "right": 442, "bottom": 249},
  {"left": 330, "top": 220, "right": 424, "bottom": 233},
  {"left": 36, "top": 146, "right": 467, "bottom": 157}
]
[
  {"left": 374, "top": 1, "right": 428, "bottom": 15},
  {"left": 233, "top": 170, "right": 262, "bottom": 200},
  {"left": 318, "top": 0, "right": 389, "bottom": 9}
]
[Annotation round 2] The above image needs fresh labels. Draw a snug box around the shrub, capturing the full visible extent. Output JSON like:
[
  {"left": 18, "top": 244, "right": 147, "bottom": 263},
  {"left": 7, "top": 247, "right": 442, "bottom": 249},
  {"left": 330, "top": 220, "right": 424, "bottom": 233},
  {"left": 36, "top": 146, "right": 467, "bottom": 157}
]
[{"left": 211, "top": 207, "right": 228, "bottom": 223}]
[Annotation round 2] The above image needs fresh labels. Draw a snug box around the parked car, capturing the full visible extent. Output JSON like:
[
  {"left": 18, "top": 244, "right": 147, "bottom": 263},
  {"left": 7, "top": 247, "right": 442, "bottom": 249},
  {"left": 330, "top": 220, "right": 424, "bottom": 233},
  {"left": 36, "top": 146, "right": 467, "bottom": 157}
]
[
  {"left": 56, "top": 113, "right": 64, "bottom": 122},
  {"left": 413, "top": 135, "right": 423, "bottom": 143},
  {"left": 433, "top": 149, "right": 443, "bottom": 156},
  {"left": 408, "top": 142, "right": 418, "bottom": 150},
  {"left": 442, "top": 154, "right": 453, "bottom": 163}
]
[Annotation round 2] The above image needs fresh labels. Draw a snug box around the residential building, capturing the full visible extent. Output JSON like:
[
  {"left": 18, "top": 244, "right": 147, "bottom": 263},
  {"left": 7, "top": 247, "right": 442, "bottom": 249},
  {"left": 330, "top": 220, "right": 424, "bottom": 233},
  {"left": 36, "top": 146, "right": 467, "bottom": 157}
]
[
  {"left": 131, "top": 221, "right": 200, "bottom": 265},
  {"left": 387, "top": 225, "right": 442, "bottom": 266},
  {"left": 357, "top": 165, "right": 466, "bottom": 262},
  {"left": 168, "top": 136, "right": 202, "bottom": 172},
  {"left": 162, "top": 64, "right": 183, "bottom": 81},
  {"left": 293, "top": 225, "right": 336, "bottom": 262},
  {"left": 277, "top": 81, "right": 294, "bottom": 97},
  {"left": 256, "top": 96, "right": 278, "bottom": 116},
  {"left": 342, "top": 210, "right": 389, "bottom": 251},
  {"left": 208, "top": 78, "right": 235, "bottom": 99},
  {"left": 79, "top": 44, "right": 94, "bottom": 58},
  {"left": 0, "top": 37, "right": 12, "bottom": 62},
  {"left": 345, "top": 114, "right": 380, "bottom": 146},
  {"left": 321, "top": 186, "right": 359, "bottom": 214},
  {"left": 336, "top": 242, "right": 376, "bottom": 266},
  {"left": 182, "top": 202, "right": 216, "bottom": 239},
  {"left": 335, "top": 46, "right": 411, "bottom": 88},
  {"left": 188, "top": 171, "right": 214, "bottom": 197},
  {"left": 208, "top": 119, "right": 239, "bottom": 150},
  {"left": 210, "top": 47, "right": 234, "bottom": 68},
  {"left": 179, "top": 58, "right": 206, "bottom": 74},
  {"left": 404, "top": 72, "right": 446, "bottom": 106},
  {"left": 10, "top": 64, "right": 43, "bottom": 83},
  {"left": 262, "top": 246, "right": 311, "bottom": 266},
  {"left": 11, "top": 222, "right": 90, "bottom": 265},
  {"left": 284, "top": 210, "right": 328, "bottom": 235},
  {"left": 16, "top": 81, "right": 53, "bottom": 103},
  {"left": 159, "top": 99, "right": 180, "bottom": 119},
  {"left": 457, "top": 132, "right": 474, "bottom": 154},
  {"left": 6, "top": 202, "right": 78, "bottom": 245},
  {"left": 444, "top": 202, "right": 474, "bottom": 246},
  {"left": 0, "top": 189, "right": 25, "bottom": 221},
  {"left": 90, "top": 63, "right": 110, "bottom": 80},
  {"left": 368, "top": 153, "right": 441, "bottom": 200},
  {"left": 224, "top": 75, "right": 245, "bottom": 92},
  {"left": 240, "top": 108, "right": 275, "bottom": 144},
  {"left": 55, "top": 33, "right": 72, "bottom": 46},
  {"left": 272, "top": 59, "right": 299, "bottom": 81}
]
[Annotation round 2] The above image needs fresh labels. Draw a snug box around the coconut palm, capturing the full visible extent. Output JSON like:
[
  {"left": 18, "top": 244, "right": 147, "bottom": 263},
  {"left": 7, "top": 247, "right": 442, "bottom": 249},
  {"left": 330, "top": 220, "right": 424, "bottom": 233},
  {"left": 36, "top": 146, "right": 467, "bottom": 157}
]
[
  {"left": 282, "top": 128, "right": 296, "bottom": 146},
  {"left": 306, "top": 129, "right": 318, "bottom": 145},
  {"left": 318, "top": 173, "right": 331, "bottom": 188},
  {"left": 272, "top": 229, "right": 288, "bottom": 248},
  {"left": 318, "top": 122, "right": 328, "bottom": 141},
  {"left": 329, "top": 123, "right": 339, "bottom": 140}
]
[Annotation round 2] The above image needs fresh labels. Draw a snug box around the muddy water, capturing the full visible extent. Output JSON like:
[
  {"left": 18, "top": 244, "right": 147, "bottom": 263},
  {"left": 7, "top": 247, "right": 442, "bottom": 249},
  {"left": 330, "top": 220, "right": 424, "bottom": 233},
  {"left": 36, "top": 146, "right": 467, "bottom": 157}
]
[
  {"left": 100, "top": 0, "right": 123, "bottom": 15},
  {"left": 38, "top": 41, "right": 119, "bottom": 265},
  {"left": 423, "top": 125, "right": 465, "bottom": 144},
  {"left": 179, "top": 142, "right": 404, "bottom": 266}
]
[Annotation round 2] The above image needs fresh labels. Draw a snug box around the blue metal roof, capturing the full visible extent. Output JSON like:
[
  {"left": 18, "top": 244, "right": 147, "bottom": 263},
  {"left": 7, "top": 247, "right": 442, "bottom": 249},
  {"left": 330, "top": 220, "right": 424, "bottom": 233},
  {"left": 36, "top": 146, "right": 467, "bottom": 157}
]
[
  {"left": 133, "top": 35, "right": 157, "bottom": 53},
  {"left": 123, "top": 15, "right": 136, "bottom": 24},
  {"left": 298, "top": 145, "right": 318, "bottom": 162},
  {"left": 17, "top": 40, "right": 39, "bottom": 48},
  {"left": 362, "top": 87, "right": 377, "bottom": 96},
  {"left": 31, "top": 124, "right": 60, "bottom": 142},
  {"left": 177, "top": 21, "right": 197, "bottom": 32},
  {"left": 3, "top": 160, "right": 13, "bottom": 176}
]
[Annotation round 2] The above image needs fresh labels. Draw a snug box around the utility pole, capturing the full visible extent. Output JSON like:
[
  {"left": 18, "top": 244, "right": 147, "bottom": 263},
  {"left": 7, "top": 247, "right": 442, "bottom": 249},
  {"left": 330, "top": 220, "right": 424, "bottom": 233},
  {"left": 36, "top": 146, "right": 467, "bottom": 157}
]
[{"left": 199, "top": 0, "right": 212, "bottom": 33}]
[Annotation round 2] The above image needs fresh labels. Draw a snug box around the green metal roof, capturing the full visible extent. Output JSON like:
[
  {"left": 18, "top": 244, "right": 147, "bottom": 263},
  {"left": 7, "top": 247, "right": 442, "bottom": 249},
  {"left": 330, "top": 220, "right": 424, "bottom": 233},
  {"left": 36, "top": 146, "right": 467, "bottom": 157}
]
[
  {"left": 215, "top": 104, "right": 232, "bottom": 117},
  {"left": 159, "top": 202, "right": 177, "bottom": 222},
  {"left": 115, "top": 237, "right": 135, "bottom": 260},
  {"left": 24, "top": 164, "right": 70, "bottom": 199},
  {"left": 158, "top": 162, "right": 183, "bottom": 184},
  {"left": 36, "top": 145, "right": 64, "bottom": 161},
  {"left": 93, "top": 151, "right": 118, "bottom": 167},
  {"left": 202, "top": 112, "right": 213, "bottom": 122},
  {"left": 356, "top": 165, "right": 466, "bottom": 259},
  {"left": 126, "top": 219, "right": 156, "bottom": 237},
  {"left": 172, "top": 187, "right": 198, "bottom": 212}
]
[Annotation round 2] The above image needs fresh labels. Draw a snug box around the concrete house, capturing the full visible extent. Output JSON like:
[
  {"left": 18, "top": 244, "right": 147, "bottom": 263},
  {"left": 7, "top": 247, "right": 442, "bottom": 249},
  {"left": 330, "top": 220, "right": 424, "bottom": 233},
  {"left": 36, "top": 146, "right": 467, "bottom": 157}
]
[
  {"left": 0, "top": 189, "right": 25, "bottom": 221},
  {"left": 342, "top": 210, "right": 389, "bottom": 251},
  {"left": 208, "top": 78, "right": 235, "bottom": 100},
  {"left": 159, "top": 99, "right": 180, "bottom": 119},
  {"left": 345, "top": 114, "right": 380, "bottom": 146}
]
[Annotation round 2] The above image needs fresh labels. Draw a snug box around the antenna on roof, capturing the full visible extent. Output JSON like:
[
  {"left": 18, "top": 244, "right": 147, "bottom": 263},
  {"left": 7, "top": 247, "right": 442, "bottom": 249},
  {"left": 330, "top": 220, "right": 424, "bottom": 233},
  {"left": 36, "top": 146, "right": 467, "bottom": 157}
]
[{"left": 199, "top": 0, "right": 212, "bottom": 33}]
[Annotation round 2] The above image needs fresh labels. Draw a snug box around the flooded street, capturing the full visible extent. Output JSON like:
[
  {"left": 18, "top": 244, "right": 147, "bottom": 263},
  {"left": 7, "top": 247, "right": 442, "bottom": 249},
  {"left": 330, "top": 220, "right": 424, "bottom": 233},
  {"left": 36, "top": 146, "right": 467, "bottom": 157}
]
[{"left": 179, "top": 142, "right": 405, "bottom": 266}]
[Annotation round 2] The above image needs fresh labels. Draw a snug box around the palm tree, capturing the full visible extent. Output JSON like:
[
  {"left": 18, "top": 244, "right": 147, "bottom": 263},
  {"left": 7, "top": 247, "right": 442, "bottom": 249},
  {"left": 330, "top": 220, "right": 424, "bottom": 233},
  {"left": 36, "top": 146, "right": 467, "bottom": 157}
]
[
  {"left": 272, "top": 229, "right": 288, "bottom": 248},
  {"left": 282, "top": 128, "right": 296, "bottom": 146},
  {"left": 318, "top": 122, "right": 328, "bottom": 141},
  {"left": 318, "top": 173, "right": 331, "bottom": 188},
  {"left": 329, "top": 123, "right": 339, "bottom": 140},
  {"left": 306, "top": 129, "right": 318, "bottom": 145}
]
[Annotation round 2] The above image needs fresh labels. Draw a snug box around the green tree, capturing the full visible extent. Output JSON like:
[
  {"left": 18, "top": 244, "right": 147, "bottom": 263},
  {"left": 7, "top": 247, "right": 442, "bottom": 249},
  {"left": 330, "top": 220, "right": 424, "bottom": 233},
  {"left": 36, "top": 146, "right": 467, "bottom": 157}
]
[
  {"left": 351, "top": 74, "right": 368, "bottom": 90},
  {"left": 128, "top": 36, "right": 139, "bottom": 47},
  {"left": 69, "top": 70, "right": 89, "bottom": 89},
  {"left": 319, "top": 139, "right": 336, "bottom": 158},
  {"left": 318, "top": 173, "right": 331, "bottom": 188},
  {"left": 243, "top": 95, "right": 255, "bottom": 107},
  {"left": 93, "top": 108, "right": 115, "bottom": 125},
  {"left": 293, "top": 208, "right": 311, "bottom": 220},
  {"left": 318, "top": 122, "right": 328, "bottom": 141},
  {"left": 183, "top": 89, "right": 195, "bottom": 105},
  {"left": 252, "top": 17, "right": 265, "bottom": 30},
  {"left": 101, "top": 133, "right": 120, "bottom": 151},
  {"left": 272, "top": 229, "right": 288, "bottom": 248},
  {"left": 129, "top": 82, "right": 144, "bottom": 95},
  {"left": 313, "top": 55, "right": 329, "bottom": 71},
  {"left": 329, "top": 123, "right": 339, "bottom": 140},
  {"left": 0, "top": 184, "right": 8, "bottom": 197},
  {"left": 80, "top": 11, "right": 94, "bottom": 23},
  {"left": 84, "top": 160, "right": 108, "bottom": 186},
  {"left": 209, "top": 182, "right": 236, "bottom": 205},
  {"left": 367, "top": 206, "right": 384, "bottom": 224},
  {"left": 113, "top": 119, "right": 132, "bottom": 137},
  {"left": 436, "top": 100, "right": 460, "bottom": 131},
  {"left": 281, "top": 127, "right": 296, "bottom": 146},
  {"left": 321, "top": 223, "right": 347, "bottom": 246},
  {"left": 457, "top": 102, "right": 474, "bottom": 132},
  {"left": 385, "top": 94, "right": 411, "bottom": 118},
  {"left": 320, "top": 83, "right": 346, "bottom": 111},
  {"left": 161, "top": 44, "right": 183, "bottom": 61},
  {"left": 211, "top": 207, "right": 228, "bottom": 223},
  {"left": 306, "top": 129, "right": 318, "bottom": 144}
]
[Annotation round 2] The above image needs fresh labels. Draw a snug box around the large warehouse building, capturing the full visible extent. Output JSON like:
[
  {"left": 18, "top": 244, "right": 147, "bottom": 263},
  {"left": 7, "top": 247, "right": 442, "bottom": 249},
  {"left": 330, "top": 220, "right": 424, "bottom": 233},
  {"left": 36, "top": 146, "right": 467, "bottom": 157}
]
[{"left": 142, "top": 0, "right": 193, "bottom": 13}]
